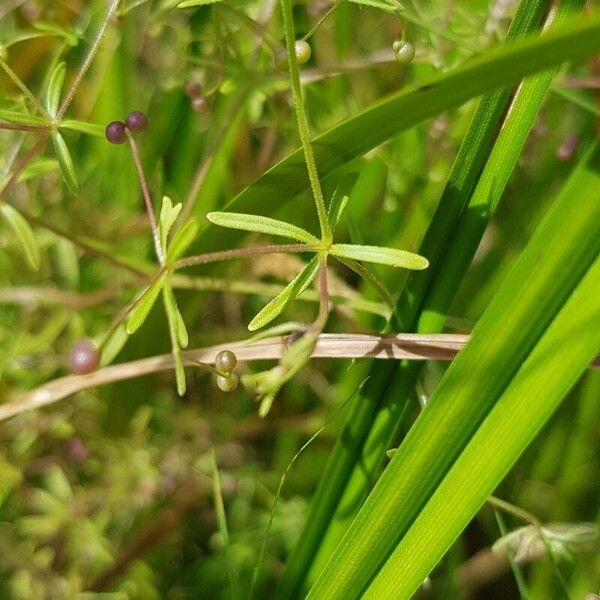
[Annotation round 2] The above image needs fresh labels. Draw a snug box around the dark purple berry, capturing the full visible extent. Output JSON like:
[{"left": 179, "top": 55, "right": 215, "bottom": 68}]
[
  {"left": 125, "top": 110, "right": 148, "bottom": 132},
  {"left": 70, "top": 338, "right": 100, "bottom": 375},
  {"left": 105, "top": 121, "right": 127, "bottom": 144}
]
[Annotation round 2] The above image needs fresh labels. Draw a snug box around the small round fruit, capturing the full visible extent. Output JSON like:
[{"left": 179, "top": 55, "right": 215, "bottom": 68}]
[
  {"left": 70, "top": 338, "right": 100, "bottom": 375},
  {"left": 191, "top": 96, "right": 208, "bottom": 113},
  {"left": 215, "top": 349, "right": 237, "bottom": 372},
  {"left": 185, "top": 81, "right": 202, "bottom": 98},
  {"left": 125, "top": 110, "right": 148, "bottom": 132},
  {"left": 105, "top": 120, "right": 127, "bottom": 144},
  {"left": 217, "top": 373, "right": 239, "bottom": 392},
  {"left": 294, "top": 40, "right": 311, "bottom": 65},
  {"left": 393, "top": 40, "right": 415, "bottom": 64}
]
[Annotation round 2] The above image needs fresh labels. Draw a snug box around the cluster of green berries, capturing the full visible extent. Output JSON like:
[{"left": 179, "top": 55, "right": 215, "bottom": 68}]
[
  {"left": 105, "top": 110, "right": 148, "bottom": 144},
  {"left": 214, "top": 350, "right": 239, "bottom": 392}
]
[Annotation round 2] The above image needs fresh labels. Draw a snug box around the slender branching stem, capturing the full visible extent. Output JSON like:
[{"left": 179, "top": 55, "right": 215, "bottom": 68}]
[
  {"left": 174, "top": 244, "right": 317, "bottom": 269},
  {"left": 126, "top": 132, "right": 165, "bottom": 264},
  {"left": 0, "top": 57, "right": 49, "bottom": 117},
  {"left": 0, "top": 121, "right": 50, "bottom": 132},
  {"left": 280, "top": 0, "right": 331, "bottom": 244},
  {"left": 312, "top": 253, "right": 330, "bottom": 331},
  {"left": 56, "top": 0, "right": 121, "bottom": 121}
]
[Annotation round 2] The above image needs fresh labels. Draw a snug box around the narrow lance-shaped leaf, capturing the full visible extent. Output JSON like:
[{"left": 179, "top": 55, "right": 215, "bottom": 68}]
[
  {"left": 248, "top": 257, "right": 320, "bottom": 331},
  {"left": 159, "top": 196, "right": 182, "bottom": 252},
  {"left": 0, "top": 204, "right": 40, "bottom": 270},
  {"left": 163, "top": 281, "right": 189, "bottom": 348},
  {"left": 330, "top": 243, "right": 429, "bottom": 270},
  {"left": 60, "top": 120, "right": 104, "bottom": 137},
  {"left": 127, "top": 272, "right": 167, "bottom": 334},
  {"left": 162, "top": 284, "right": 186, "bottom": 396},
  {"left": 0, "top": 110, "right": 49, "bottom": 126},
  {"left": 167, "top": 218, "right": 199, "bottom": 261},
  {"left": 207, "top": 212, "right": 320, "bottom": 245},
  {"left": 45, "top": 61, "right": 66, "bottom": 117},
  {"left": 51, "top": 131, "right": 78, "bottom": 193},
  {"left": 327, "top": 173, "right": 358, "bottom": 233}
]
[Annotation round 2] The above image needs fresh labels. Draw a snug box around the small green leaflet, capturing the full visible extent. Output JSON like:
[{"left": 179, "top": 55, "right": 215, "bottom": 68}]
[
  {"left": 207, "top": 212, "right": 320, "bottom": 245},
  {"left": 45, "top": 61, "right": 66, "bottom": 117},
  {"left": 159, "top": 196, "right": 182, "bottom": 252},
  {"left": 178, "top": 0, "right": 225, "bottom": 7},
  {"left": 127, "top": 272, "right": 167, "bottom": 334},
  {"left": 162, "top": 283, "right": 187, "bottom": 395},
  {"left": 330, "top": 244, "right": 429, "bottom": 269},
  {"left": 0, "top": 109, "right": 48, "bottom": 127},
  {"left": 0, "top": 204, "right": 40, "bottom": 270},
  {"left": 167, "top": 218, "right": 199, "bottom": 261},
  {"left": 327, "top": 173, "right": 358, "bottom": 233},
  {"left": 248, "top": 257, "right": 319, "bottom": 331},
  {"left": 60, "top": 120, "right": 104, "bottom": 137},
  {"left": 51, "top": 131, "right": 78, "bottom": 193}
]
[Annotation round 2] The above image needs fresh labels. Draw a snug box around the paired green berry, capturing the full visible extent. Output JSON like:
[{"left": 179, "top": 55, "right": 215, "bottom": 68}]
[
  {"left": 70, "top": 338, "right": 100, "bottom": 375},
  {"left": 294, "top": 40, "right": 311, "bottom": 65},
  {"left": 105, "top": 111, "right": 148, "bottom": 144},
  {"left": 214, "top": 349, "right": 239, "bottom": 392},
  {"left": 393, "top": 40, "right": 415, "bottom": 65}
]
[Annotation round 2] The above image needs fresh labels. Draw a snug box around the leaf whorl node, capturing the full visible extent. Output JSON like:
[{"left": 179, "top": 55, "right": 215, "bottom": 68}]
[
  {"left": 70, "top": 338, "right": 100, "bottom": 375},
  {"left": 105, "top": 121, "right": 127, "bottom": 144},
  {"left": 215, "top": 349, "right": 237, "bottom": 373},
  {"left": 125, "top": 111, "right": 148, "bottom": 132}
]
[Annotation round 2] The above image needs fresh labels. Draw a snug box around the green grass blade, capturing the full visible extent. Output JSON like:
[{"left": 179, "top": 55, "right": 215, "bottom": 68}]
[
  {"left": 167, "top": 218, "right": 199, "bottom": 261},
  {"left": 206, "top": 212, "right": 319, "bottom": 244},
  {"left": 248, "top": 257, "right": 319, "bottom": 331},
  {"left": 330, "top": 244, "right": 429, "bottom": 270},
  {"left": 362, "top": 254, "right": 600, "bottom": 599},
  {"left": 306, "top": 145, "right": 600, "bottom": 599}
]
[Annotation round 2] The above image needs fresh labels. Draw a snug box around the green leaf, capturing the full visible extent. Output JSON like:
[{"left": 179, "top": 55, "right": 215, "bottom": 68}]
[
  {"left": 330, "top": 244, "right": 428, "bottom": 270},
  {"left": 45, "top": 61, "right": 66, "bottom": 117},
  {"left": 327, "top": 173, "right": 358, "bottom": 232},
  {"left": 60, "top": 120, "right": 104, "bottom": 137},
  {"left": 126, "top": 273, "right": 167, "bottom": 334},
  {"left": 162, "top": 284, "right": 187, "bottom": 395},
  {"left": 51, "top": 131, "right": 78, "bottom": 193},
  {"left": 164, "top": 284, "right": 189, "bottom": 348},
  {"left": 159, "top": 196, "right": 182, "bottom": 252},
  {"left": 167, "top": 218, "right": 199, "bottom": 261},
  {"left": 248, "top": 257, "right": 319, "bottom": 331},
  {"left": 0, "top": 109, "right": 48, "bottom": 126},
  {"left": 33, "top": 21, "right": 79, "bottom": 46},
  {"left": 207, "top": 212, "right": 319, "bottom": 244},
  {"left": 0, "top": 204, "right": 40, "bottom": 270},
  {"left": 18, "top": 158, "right": 59, "bottom": 183},
  {"left": 100, "top": 325, "right": 129, "bottom": 367}
]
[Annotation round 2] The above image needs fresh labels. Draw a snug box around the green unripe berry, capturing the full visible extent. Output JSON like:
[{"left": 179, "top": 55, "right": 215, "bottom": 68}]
[
  {"left": 294, "top": 40, "right": 311, "bottom": 65},
  {"left": 215, "top": 349, "right": 237, "bottom": 373},
  {"left": 217, "top": 372, "right": 239, "bottom": 392},
  {"left": 393, "top": 40, "right": 415, "bottom": 65}
]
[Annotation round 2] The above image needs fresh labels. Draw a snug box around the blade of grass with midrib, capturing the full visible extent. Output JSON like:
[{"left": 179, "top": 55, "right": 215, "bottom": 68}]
[
  {"left": 306, "top": 145, "right": 600, "bottom": 599},
  {"left": 279, "top": 0, "right": 555, "bottom": 593}
]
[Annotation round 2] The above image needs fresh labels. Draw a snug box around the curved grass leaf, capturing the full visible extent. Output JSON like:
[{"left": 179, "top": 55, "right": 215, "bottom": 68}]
[
  {"left": 126, "top": 273, "right": 167, "bottom": 334},
  {"left": 330, "top": 243, "right": 428, "bottom": 270},
  {"left": 248, "top": 257, "right": 319, "bottom": 331},
  {"left": 51, "top": 131, "right": 78, "bottom": 193},
  {"left": 167, "top": 218, "right": 200, "bottom": 261},
  {"left": 45, "top": 61, "right": 66, "bottom": 117},
  {"left": 327, "top": 173, "right": 358, "bottom": 232},
  {"left": 207, "top": 212, "right": 319, "bottom": 244},
  {"left": 0, "top": 204, "right": 40, "bottom": 270}
]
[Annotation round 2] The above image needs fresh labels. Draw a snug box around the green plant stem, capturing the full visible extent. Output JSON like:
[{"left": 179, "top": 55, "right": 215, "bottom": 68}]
[
  {"left": 279, "top": 0, "right": 331, "bottom": 244},
  {"left": 279, "top": 0, "right": 556, "bottom": 594}
]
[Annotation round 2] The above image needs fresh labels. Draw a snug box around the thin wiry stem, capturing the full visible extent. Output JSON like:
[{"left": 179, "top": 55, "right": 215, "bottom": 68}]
[
  {"left": 0, "top": 57, "right": 49, "bottom": 117},
  {"left": 174, "top": 244, "right": 317, "bottom": 269},
  {"left": 56, "top": 0, "right": 121, "bottom": 121},
  {"left": 126, "top": 133, "right": 165, "bottom": 264},
  {"left": 0, "top": 122, "right": 50, "bottom": 132},
  {"left": 280, "top": 0, "right": 331, "bottom": 243},
  {"left": 0, "top": 134, "right": 49, "bottom": 199}
]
